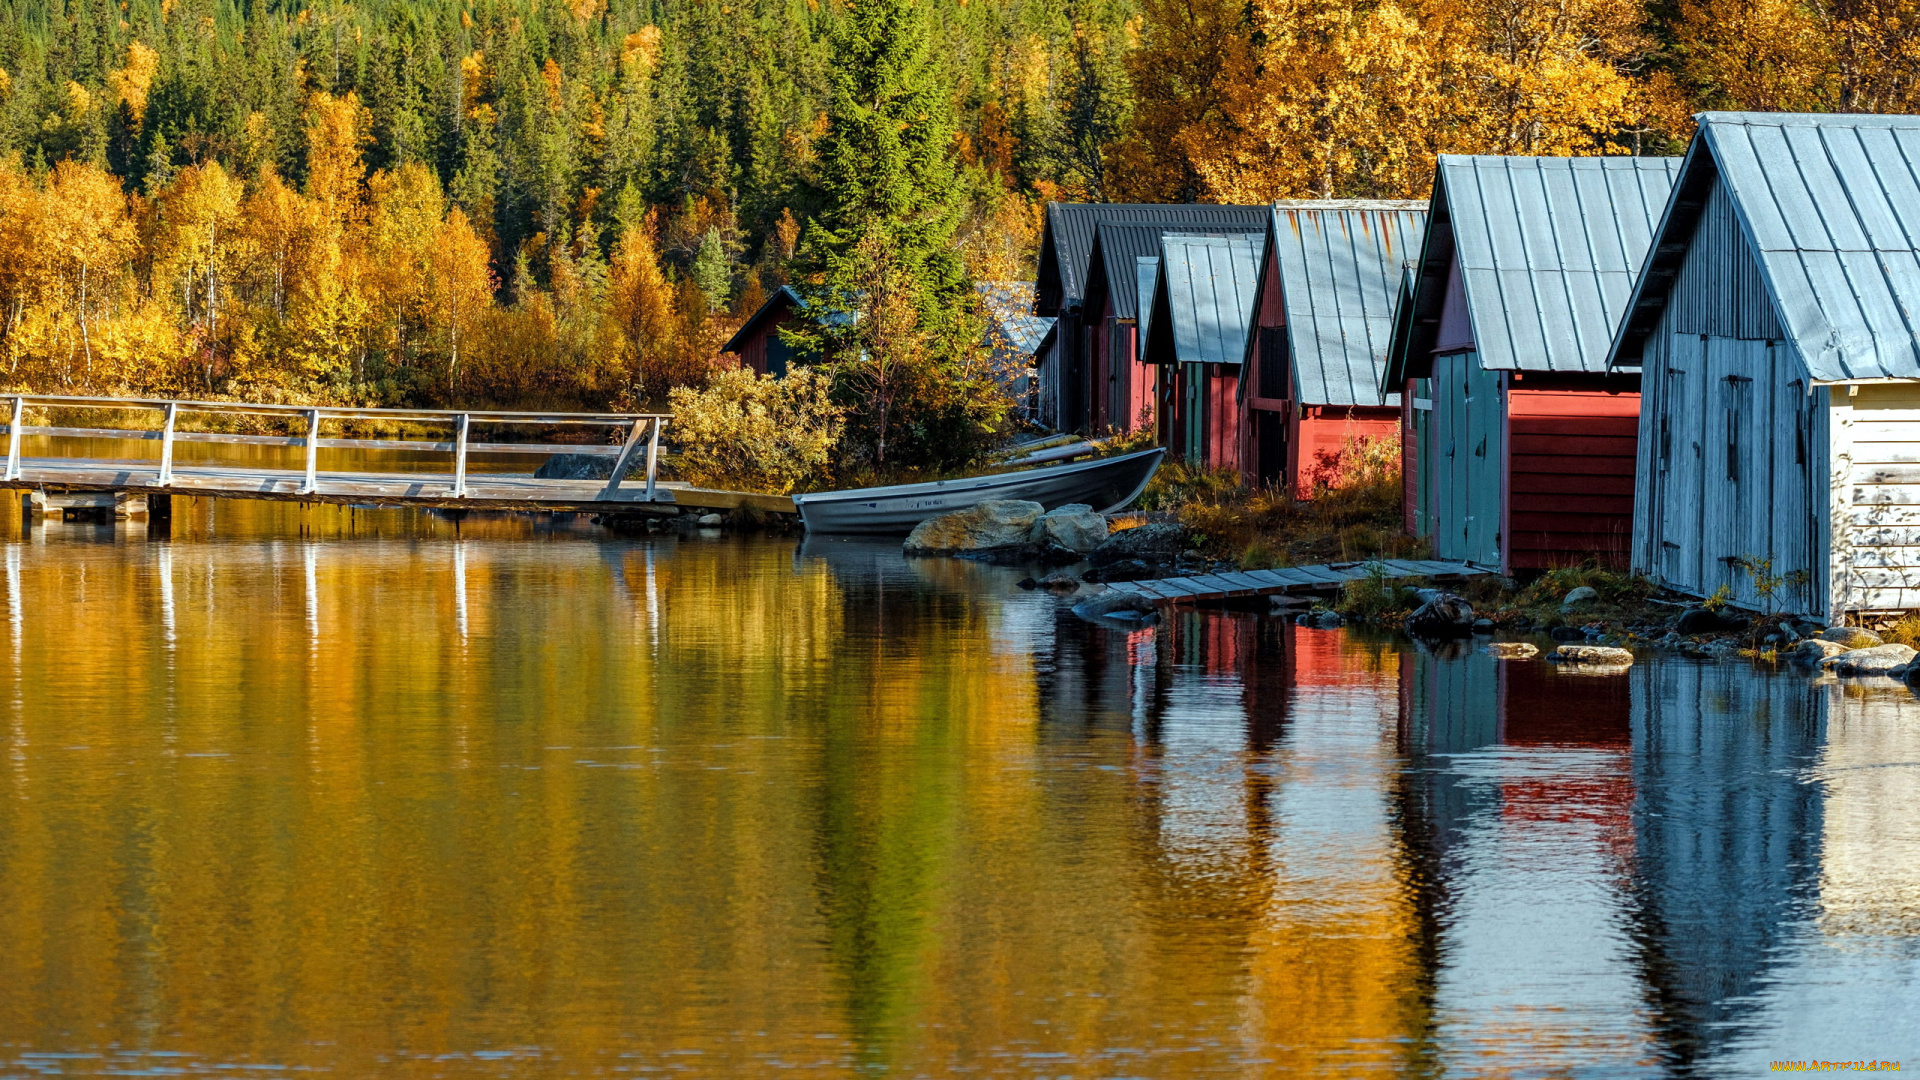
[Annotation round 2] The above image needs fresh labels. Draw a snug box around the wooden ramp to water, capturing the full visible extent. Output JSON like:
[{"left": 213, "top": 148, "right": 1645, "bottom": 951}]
[
  {"left": 1104, "top": 558, "right": 1493, "bottom": 606},
  {"left": 0, "top": 394, "right": 795, "bottom": 516}
]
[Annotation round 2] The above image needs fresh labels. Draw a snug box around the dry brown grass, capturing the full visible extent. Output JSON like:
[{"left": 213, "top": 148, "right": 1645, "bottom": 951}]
[{"left": 1140, "top": 438, "right": 1427, "bottom": 569}]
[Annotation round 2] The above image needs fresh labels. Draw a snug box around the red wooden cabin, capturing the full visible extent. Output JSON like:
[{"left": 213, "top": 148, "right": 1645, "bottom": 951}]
[
  {"left": 1236, "top": 203, "right": 1427, "bottom": 498},
  {"left": 1382, "top": 155, "right": 1677, "bottom": 572},
  {"left": 1139, "top": 233, "right": 1265, "bottom": 470}
]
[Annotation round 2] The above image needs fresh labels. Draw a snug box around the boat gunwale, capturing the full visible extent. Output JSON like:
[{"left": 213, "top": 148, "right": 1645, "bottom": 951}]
[{"left": 791, "top": 447, "right": 1164, "bottom": 508}]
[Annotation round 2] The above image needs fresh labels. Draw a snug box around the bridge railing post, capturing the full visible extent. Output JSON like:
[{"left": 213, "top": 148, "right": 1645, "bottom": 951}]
[
  {"left": 299, "top": 409, "right": 320, "bottom": 495},
  {"left": 155, "top": 401, "right": 179, "bottom": 487},
  {"left": 453, "top": 413, "right": 471, "bottom": 498},
  {"left": 4, "top": 396, "right": 21, "bottom": 482},
  {"left": 644, "top": 417, "right": 665, "bottom": 502}
]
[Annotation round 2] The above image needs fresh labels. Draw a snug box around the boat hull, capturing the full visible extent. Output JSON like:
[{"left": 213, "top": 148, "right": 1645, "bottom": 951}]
[{"left": 793, "top": 448, "right": 1164, "bottom": 535}]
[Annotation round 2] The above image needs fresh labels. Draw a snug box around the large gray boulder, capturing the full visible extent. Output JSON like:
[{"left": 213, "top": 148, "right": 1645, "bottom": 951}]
[
  {"left": 1073, "top": 589, "right": 1157, "bottom": 619},
  {"left": 1031, "top": 503, "right": 1108, "bottom": 553},
  {"left": 1821, "top": 642, "right": 1916, "bottom": 676},
  {"left": 535, "top": 453, "right": 643, "bottom": 480},
  {"left": 1088, "top": 522, "right": 1187, "bottom": 567},
  {"left": 904, "top": 499, "right": 1044, "bottom": 553}
]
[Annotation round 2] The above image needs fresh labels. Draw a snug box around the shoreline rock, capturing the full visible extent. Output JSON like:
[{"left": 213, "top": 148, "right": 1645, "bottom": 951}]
[
  {"left": 1820, "top": 642, "right": 1915, "bottom": 676},
  {"left": 905, "top": 499, "right": 1044, "bottom": 554},
  {"left": 1486, "top": 642, "right": 1539, "bottom": 659},
  {"left": 1550, "top": 644, "right": 1634, "bottom": 665}
]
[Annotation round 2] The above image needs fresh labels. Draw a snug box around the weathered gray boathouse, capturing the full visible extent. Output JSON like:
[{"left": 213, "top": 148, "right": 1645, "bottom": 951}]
[{"left": 1612, "top": 111, "right": 1920, "bottom": 621}]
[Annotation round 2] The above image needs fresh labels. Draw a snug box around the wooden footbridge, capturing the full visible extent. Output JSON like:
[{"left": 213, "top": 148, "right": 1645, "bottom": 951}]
[{"left": 0, "top": 394, "right": 796, "bottom": 516}]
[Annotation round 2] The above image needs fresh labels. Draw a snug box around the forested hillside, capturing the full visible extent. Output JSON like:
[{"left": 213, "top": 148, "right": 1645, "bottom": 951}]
[{"left": 0, "top": 0, "right": 1912, "bottom": 417}]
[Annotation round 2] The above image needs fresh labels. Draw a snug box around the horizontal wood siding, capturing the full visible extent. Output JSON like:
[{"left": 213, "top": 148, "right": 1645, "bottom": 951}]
[
  {"left": 1294, "top": 407, "right": 1398, "bottom": 499},
  {"left": 1512, "top": 380, "right": 1635, "bottom": 568},
  {"left": 1840, "top": 383, "right": 1920, "bottom": 614},
  {"left": 1506, "top": 382, "right": 1639, "bottom": 569}
]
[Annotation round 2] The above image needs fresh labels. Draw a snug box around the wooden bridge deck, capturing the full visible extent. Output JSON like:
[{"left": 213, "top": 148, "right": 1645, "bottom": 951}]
[
  {"left": 0, "top": 393, "right": 795, "bottom": 515},
  {"left": 0, "top": 456, "right": 794, "bottom": 514},
  {"left": 1104, "top": 558, "right": 1492, "bottom": 606}
]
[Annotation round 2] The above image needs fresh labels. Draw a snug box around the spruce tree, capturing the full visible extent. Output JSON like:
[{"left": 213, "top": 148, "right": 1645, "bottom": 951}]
[
  {"left": 794, "top": 0, "right": 988, "bottom": 470},
  {"left": 798, "top": 0, "right": 965, "bottom": 330}
]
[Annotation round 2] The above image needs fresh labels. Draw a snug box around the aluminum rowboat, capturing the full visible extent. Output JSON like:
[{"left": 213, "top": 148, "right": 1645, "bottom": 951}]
[{"left": 792, "top": 447, "right": 1164, "bottom": 535}]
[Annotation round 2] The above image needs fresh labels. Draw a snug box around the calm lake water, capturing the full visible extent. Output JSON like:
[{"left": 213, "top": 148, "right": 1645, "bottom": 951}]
[{"left": 0, "top": 503, "right": 1915, "bottom": 1078}]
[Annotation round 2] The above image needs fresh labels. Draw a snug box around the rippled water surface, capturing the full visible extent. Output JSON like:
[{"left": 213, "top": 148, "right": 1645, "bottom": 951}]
[{"left": 0, "top": 504, "right": 1915, "bottom": 1078}]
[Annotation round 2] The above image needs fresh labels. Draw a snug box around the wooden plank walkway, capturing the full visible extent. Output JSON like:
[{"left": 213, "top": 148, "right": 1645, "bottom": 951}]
[{"left": 1104, "top": 558, "right": 1492, "bottom": 606}]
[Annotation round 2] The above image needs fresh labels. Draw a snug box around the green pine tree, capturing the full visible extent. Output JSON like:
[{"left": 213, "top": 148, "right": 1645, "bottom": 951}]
[
  {"left": 799, "top": 0, "right": 965, "bottom": 328},
  {"left": 690, "top": 226, "right": 731, "bottom": 311},
  {"left": 793, "top": 0, "right": 997, "bottom": 470}
]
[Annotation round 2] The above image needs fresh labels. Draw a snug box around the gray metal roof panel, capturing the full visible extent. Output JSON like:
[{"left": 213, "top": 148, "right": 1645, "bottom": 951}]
[
  {"left": 1086, "top": 223, "right": 1246, "bottom": 320},
  {"left": 975, "top": 281, "right": 1054, "bottom": 360},
  {"left": 1135, "top": 256, "right": 1160, "bottom": 362},
  {"left": 1440, "top": 154, "right": 1682, "bottom": 372},
  {"left": 1160, "top": 234, "right": 1264, "bottom": 367},
  {"left": 1693, "top": 112, "right": 1920, "bottom": 380},
  {"left": 1038, "top": 203, "right": 1270, "bottom": 312},
  {"left": 1266, "top": 205, "right": 1427, "bottom": 406}
]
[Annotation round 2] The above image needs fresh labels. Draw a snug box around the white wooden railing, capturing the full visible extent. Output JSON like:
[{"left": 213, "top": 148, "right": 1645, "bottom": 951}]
[{"left": 1, "top": 394, "right": 672, "bottom": 502}]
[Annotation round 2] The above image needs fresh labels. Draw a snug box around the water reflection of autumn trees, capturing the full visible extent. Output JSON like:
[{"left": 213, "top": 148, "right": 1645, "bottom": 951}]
[{"left": 0, "top": 524, "right": 1912, "bottom": 1075}]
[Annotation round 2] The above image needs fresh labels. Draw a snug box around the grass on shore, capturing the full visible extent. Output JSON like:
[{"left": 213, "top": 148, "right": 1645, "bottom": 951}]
[{"left": 1138, "top": 435, "right": 1426, "bottom": 567}]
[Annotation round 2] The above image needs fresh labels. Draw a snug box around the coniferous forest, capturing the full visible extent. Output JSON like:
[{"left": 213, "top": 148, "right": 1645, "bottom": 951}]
[{"left": 0, "top": 0, "right": 1915, "bottom": 470}]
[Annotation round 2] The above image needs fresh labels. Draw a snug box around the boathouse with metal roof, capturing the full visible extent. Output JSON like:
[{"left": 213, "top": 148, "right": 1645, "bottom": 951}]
[
  {"left": 1238, "top": 201, "right": 1426, "bottom": 497},
  {"left": 1385, "top": 154, "right": 1680, "bottom": 573},
  {"left": 1611, "top": 111, "right": 1920, "bottom": 621},
  {"left": 1139, "top": 233, "right": 1264, "bottom": 467},
  {"left": 1033, "top": 202, "right": 1267, "bottom": 432}
]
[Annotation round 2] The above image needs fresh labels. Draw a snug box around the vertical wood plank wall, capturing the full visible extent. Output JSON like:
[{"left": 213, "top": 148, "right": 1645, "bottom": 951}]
[
  {"left": 1090, "top": 305, "right": 1111, "bottom": 431},
  {"left": 1422, "top": 350, "right": 1506, "bottom": 567},
  {"left": 1630, "top": 172, "right": 1827, "bottom": 616},
  {"left": 1641, "top": 333, "right": 1821, "bottom": 614},
  {"left": 1505, "top": 379, "right": 1639, "bottom": 569}
]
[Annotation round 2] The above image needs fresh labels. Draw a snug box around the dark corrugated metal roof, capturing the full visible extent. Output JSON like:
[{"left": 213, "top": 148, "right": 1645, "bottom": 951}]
[
  {"left": 1086, "top": 221, "right": 1266, "bottom": 322},
  {"left": 1157, "top": 234, "right": 1265, "bottom": 366},
  {"left": 1263, "top": 203, "right": 1427, "bottom": 407},
  {"left": 1439, "top": 154, "right": 1681, "bottom": 373},
  {"left": 720, "top": 286, "right": 802, "bottom": 354},
  {"left": 1036, "top": 203, "right": 1269, "bottom": 315},
  {"left": 1611, "top": 112, "right": 1920, "bottom": 382}
]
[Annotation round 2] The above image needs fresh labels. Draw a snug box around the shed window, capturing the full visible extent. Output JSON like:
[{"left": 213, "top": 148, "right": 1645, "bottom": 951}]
[{"left": 1258, "top": 328, "right": 1289, "bottom": 399}]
